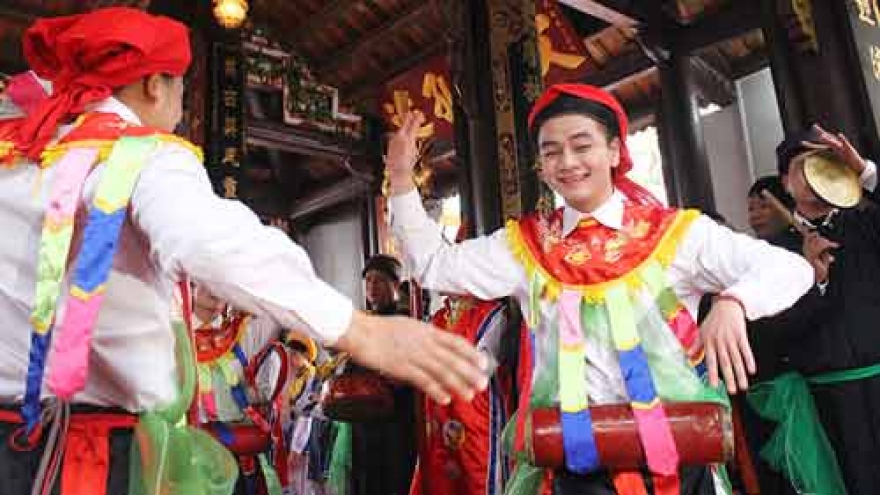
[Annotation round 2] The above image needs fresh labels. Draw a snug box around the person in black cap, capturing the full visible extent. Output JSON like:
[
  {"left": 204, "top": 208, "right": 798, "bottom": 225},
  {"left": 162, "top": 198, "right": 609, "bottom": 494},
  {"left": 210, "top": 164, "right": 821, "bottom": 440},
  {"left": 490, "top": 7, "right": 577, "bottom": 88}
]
[
  {"left": 344, "top": 254, "right": 417, "bottom": 495},
  {"left": 362, "top": 254, "right": 404, "bottom": 315},
  {"left": 745, "top": 124, "right": 880, "bottom": 495},
  {"left": 736, "top": 176, "right": 802, "bottom": 495}
]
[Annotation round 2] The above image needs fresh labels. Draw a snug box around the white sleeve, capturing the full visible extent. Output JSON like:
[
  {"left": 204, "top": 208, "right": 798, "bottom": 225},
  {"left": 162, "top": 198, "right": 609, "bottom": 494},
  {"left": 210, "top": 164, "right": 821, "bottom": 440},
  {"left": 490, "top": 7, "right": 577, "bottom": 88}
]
[
  {"left": 672, "top": 214, "right": 814, "bottom": 320},
  {"left": 130, "top": 144, "right": 353, "bottom": 345},
  {"left": 860, "top": 159, "right": 877, "bottom": 192},
  {"left": 388, "top": 190, "right": 523, "bottom": 299}
]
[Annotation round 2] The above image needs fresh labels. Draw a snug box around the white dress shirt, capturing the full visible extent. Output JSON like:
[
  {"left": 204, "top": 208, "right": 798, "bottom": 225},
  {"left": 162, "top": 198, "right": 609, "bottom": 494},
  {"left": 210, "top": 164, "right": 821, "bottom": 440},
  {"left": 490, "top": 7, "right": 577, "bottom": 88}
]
[
  {"left": 0, "top": 98, "right": 353, "bottom": 411},
  {"left": 390, "top": 189, "right": 814, "bottom": 403}
]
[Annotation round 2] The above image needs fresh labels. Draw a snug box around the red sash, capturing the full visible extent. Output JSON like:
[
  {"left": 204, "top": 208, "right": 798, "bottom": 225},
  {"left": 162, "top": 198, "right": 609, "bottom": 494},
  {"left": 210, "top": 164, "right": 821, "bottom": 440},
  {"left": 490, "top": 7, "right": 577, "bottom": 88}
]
[{"left": 0, "top": 409, "right": 137, "bottom": 495}]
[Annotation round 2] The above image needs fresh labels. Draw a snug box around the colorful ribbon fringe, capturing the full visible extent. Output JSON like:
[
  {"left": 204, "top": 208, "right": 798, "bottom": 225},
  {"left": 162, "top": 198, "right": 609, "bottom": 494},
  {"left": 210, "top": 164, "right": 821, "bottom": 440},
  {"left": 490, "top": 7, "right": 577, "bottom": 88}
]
[{"left": 504, "top": 208, "right": 732, "bottom": 495}]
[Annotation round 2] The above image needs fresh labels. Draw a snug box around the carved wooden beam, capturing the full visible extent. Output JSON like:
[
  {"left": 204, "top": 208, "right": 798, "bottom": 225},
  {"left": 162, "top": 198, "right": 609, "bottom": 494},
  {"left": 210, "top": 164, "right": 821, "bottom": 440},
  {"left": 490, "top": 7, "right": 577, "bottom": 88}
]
[
  {"left": 583, "top": 47, "right": 655, "bottom": 89},
  {"left": 288, "top": 176, "right": 370, "bottom": 220},
  {"left": 673, "top": 1, "right": 761, "bottom": 53},
  {"left": 689, "top": 55, "right": 735, "bottom": 106},
  {"left": 247, "top": 119, "right": 371, "bottom": 163},
  {"left": 729, "top": 47, "right": 768, "bottom": 80},
  {"left": 557, "top": 0, "right": 640, "bottom": 26}
]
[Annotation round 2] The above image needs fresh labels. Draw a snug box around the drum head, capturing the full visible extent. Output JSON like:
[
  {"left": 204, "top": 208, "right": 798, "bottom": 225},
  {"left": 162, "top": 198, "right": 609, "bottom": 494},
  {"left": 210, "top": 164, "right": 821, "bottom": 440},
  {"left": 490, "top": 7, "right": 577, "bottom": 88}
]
[{"left": 802, "top": 151, "right": 861, "bottom": 209}]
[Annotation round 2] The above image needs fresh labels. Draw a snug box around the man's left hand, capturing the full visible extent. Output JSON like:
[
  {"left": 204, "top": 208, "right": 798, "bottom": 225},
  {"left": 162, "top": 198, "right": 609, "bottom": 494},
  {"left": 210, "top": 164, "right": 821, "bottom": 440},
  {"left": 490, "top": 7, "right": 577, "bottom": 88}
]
[{"left": 701, "top": 297, "right": 755, "bottom": 394}]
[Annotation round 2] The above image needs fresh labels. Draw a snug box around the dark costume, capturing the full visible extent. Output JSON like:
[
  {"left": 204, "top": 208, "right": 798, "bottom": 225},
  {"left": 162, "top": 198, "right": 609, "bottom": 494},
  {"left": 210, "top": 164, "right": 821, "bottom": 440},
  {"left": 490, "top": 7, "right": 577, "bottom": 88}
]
[
  {"left": 747, "top": 131, "right": 880, "bottom": 495},
  {"left": 348, "top": 302, "right": 417, "bottom": 495}
]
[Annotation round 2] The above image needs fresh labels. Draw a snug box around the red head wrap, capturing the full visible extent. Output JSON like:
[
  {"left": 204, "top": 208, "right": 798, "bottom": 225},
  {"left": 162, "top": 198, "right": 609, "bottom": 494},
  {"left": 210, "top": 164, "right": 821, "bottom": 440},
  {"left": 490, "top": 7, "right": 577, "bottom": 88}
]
[
  {"left": 528, "top": 83, "right": 660, "bottom": 206},
  {"left": 9, "top": 7, "right": 191, "bottom": 159}
]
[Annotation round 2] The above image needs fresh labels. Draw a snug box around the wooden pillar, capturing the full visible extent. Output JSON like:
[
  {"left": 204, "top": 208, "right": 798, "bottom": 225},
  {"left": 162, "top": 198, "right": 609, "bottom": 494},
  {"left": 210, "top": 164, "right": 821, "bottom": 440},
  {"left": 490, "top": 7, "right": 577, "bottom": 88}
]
[
  {"left": 760, "top": 0, "right": 805, "bottom": 134},
  {"left": 655, "top": 103, "right": 683, "bottom": 206},
  {"left": 657, "top": 50, "right": 716, "bottom": 210},
  {"left": 450, "top": 1, "right": 503, "bottom": 235},
  {"left": 450, "top": 0, "right": 542, "bottom": 235},
  {"left": 485, "top": 0, "right": 544, "bottom": 219},
  {"left": 761, "top": 0, "right": 876, "bottom": 155}
]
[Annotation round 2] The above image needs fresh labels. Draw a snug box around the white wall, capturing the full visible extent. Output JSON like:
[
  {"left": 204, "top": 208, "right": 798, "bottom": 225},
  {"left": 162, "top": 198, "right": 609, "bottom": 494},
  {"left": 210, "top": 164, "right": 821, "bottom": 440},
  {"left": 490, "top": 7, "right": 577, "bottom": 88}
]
[
  {"left": 702, "top": 104, "right": 752, "bottom": 231},
  {"left": 301, "top": 204, "right": 365, "bottom": 308},
  {"left": 736, "top": 68, "right": 785, "bottom": 179},
  {"left": 698, "top": 67, "right": 787, "bottom": 233}
]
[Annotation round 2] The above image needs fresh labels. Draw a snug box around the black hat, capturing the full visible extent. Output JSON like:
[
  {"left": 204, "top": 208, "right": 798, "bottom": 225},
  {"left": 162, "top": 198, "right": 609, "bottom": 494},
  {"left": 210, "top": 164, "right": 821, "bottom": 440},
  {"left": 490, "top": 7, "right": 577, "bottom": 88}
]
[
  {"left": 776, "top": 127, "right": 822, "bottom": 175},
  {"left": 362, "top": 254, "right": 402, "bottom": 282}
]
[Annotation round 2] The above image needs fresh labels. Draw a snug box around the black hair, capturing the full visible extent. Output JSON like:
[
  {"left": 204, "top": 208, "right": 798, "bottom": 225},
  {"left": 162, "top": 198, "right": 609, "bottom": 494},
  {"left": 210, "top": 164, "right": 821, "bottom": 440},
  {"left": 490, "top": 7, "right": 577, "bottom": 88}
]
[
  {"left": 775, "top": 127, "right": 822, "bottom": 175},
  {"left": 362, "top": 254, "right": 402, "bottom": 282},
  {"left": 530, "top": 94, "right": 619, "bottom": 143},
  {"left": 748, "top": 175, "right": 795, "bottom": 209}
]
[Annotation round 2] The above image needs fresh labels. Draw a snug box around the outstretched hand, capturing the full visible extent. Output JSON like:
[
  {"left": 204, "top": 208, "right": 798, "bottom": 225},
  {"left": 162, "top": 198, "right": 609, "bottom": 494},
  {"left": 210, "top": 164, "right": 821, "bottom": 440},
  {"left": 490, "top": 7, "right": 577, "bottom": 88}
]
[
  {"left": 384, "top": 111, "right": 425, "bottom": 195},
  {"left": 701, "top": 297, "right": 756, "bottom": 394},
  {"left": 802, "top": 123, "right": 867, "bottom": 176},
  {"left": 334, "top": 311, "right": 489, "bottom": 404}
]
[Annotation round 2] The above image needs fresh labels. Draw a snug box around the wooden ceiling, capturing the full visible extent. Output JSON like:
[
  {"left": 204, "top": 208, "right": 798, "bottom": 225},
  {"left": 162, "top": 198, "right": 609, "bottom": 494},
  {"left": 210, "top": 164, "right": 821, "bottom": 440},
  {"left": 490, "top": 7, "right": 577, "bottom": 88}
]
[
  {"left": 250, "top": 0, "right": 448, "bottom": 99},
  {"left": 0, "top": 0, "right": 768, "bottom": 119},
  {"left": 243, "top": 0, "right": 766, "bottom": 116}
]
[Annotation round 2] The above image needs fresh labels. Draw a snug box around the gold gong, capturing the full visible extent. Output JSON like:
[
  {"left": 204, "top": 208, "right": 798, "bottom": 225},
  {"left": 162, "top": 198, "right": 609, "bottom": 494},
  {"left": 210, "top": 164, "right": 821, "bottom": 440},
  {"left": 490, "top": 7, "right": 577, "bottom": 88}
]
[{"left": 800, "top": 151, "right": 861, "bottom": 209}]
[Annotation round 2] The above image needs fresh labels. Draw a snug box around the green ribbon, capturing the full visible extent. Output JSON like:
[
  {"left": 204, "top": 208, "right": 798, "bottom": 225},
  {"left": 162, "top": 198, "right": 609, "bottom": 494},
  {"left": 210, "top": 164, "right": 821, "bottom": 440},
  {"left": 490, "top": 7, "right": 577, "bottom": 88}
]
[
  {"left": 808, "top": 362, "right": 880, "bottom": 386},
  {"left": 746, "top": 366, "right": 880, "bottom": 495},
  {"left": 328, "top": 421, "right": 352, "bottom": 495},
  {"left": 129, "top": 320, "right": 238, "bottom": 495},
  {"left": 259, "top": 453, "right": 283, "bottom": 495}
]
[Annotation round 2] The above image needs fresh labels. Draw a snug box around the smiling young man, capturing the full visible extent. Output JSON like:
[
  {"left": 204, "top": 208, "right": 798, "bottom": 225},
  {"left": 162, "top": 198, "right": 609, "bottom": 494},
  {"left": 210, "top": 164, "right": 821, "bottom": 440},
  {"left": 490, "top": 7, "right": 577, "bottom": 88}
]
[{"left": 384, "top": 84, "right": 814, "bottom": 495}]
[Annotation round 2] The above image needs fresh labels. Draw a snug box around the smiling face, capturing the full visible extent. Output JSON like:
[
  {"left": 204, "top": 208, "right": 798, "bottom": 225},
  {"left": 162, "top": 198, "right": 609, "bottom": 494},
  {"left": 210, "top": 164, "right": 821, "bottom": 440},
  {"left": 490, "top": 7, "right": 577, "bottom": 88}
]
[{"left": 536, "top": 114, "right": 620, "bottom": 213}]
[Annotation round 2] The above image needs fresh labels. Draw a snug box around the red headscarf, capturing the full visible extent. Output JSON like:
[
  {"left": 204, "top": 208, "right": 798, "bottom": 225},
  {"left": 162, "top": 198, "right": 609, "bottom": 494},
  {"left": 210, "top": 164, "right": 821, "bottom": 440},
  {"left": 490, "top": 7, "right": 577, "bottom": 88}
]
[
  {"left": 8, "top": 7, "right": 191, "bottom": 160},
  {"left": 528, "top": 83, "right": 660, "bottom": 206}
]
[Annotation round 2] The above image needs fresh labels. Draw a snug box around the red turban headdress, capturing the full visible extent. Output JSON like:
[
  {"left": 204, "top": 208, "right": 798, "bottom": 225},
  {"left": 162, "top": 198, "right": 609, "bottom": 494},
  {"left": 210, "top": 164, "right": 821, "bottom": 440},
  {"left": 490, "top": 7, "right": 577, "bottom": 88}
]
[
  {"left": 8, "top": 7, "right": 191, "bottom": 159},
  {"left": 528, "top": 83, "right": 661, "bottom": 206}
]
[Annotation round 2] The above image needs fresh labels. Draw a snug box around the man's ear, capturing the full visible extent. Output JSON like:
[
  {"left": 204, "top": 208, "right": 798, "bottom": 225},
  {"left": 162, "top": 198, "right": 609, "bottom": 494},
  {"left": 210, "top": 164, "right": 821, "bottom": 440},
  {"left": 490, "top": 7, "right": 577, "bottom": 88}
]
[
  {"left": 142, "top": 74, "right": 164, "bottom": 103},
  {"left": 609, "top": 136, "right": 621, "bottom": 169}
]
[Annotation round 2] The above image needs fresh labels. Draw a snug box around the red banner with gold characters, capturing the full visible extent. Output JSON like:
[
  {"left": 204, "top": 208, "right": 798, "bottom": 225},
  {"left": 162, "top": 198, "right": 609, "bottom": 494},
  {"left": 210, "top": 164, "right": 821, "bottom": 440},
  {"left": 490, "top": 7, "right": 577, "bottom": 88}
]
[
  {"left": 536, "top": 0, "right": 592, "bottom": 85},
  {"left": 381, "top": 54, "right": 454, "bottom": 144}
]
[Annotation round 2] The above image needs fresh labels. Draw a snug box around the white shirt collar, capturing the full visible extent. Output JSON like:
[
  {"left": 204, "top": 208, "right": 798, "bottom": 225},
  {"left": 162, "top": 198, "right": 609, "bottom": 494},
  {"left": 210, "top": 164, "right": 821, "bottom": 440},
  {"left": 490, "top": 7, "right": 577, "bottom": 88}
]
[
  {"left": 561, "top": 190, "right": 625, "bottom": 236},
  {"left": 55, "top": 97, "right": 144, "bottom": 142},
  {"left": 86, "top": 97, "right": 143, "bottom": 126}
]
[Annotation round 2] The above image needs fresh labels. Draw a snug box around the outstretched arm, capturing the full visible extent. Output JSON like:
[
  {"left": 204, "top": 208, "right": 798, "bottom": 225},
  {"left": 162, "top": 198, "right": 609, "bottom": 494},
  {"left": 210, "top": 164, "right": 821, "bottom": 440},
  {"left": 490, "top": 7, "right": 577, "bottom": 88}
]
[
  {"left": 675, "top": 216, "right": 814, "bottom": 393},
  {"left": 131, "top": 144, "right": 488, "bottom": 405},
  {"left": 386, "top": 112, "right": 523, "bottom": 299}
]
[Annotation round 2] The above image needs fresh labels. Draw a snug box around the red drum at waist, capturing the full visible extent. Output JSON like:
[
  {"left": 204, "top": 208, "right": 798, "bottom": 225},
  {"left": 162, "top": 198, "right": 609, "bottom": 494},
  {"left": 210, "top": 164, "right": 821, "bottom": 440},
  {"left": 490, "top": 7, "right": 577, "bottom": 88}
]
[{"left": 528, "top": 402, "right": 733, "bottom": 470}]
